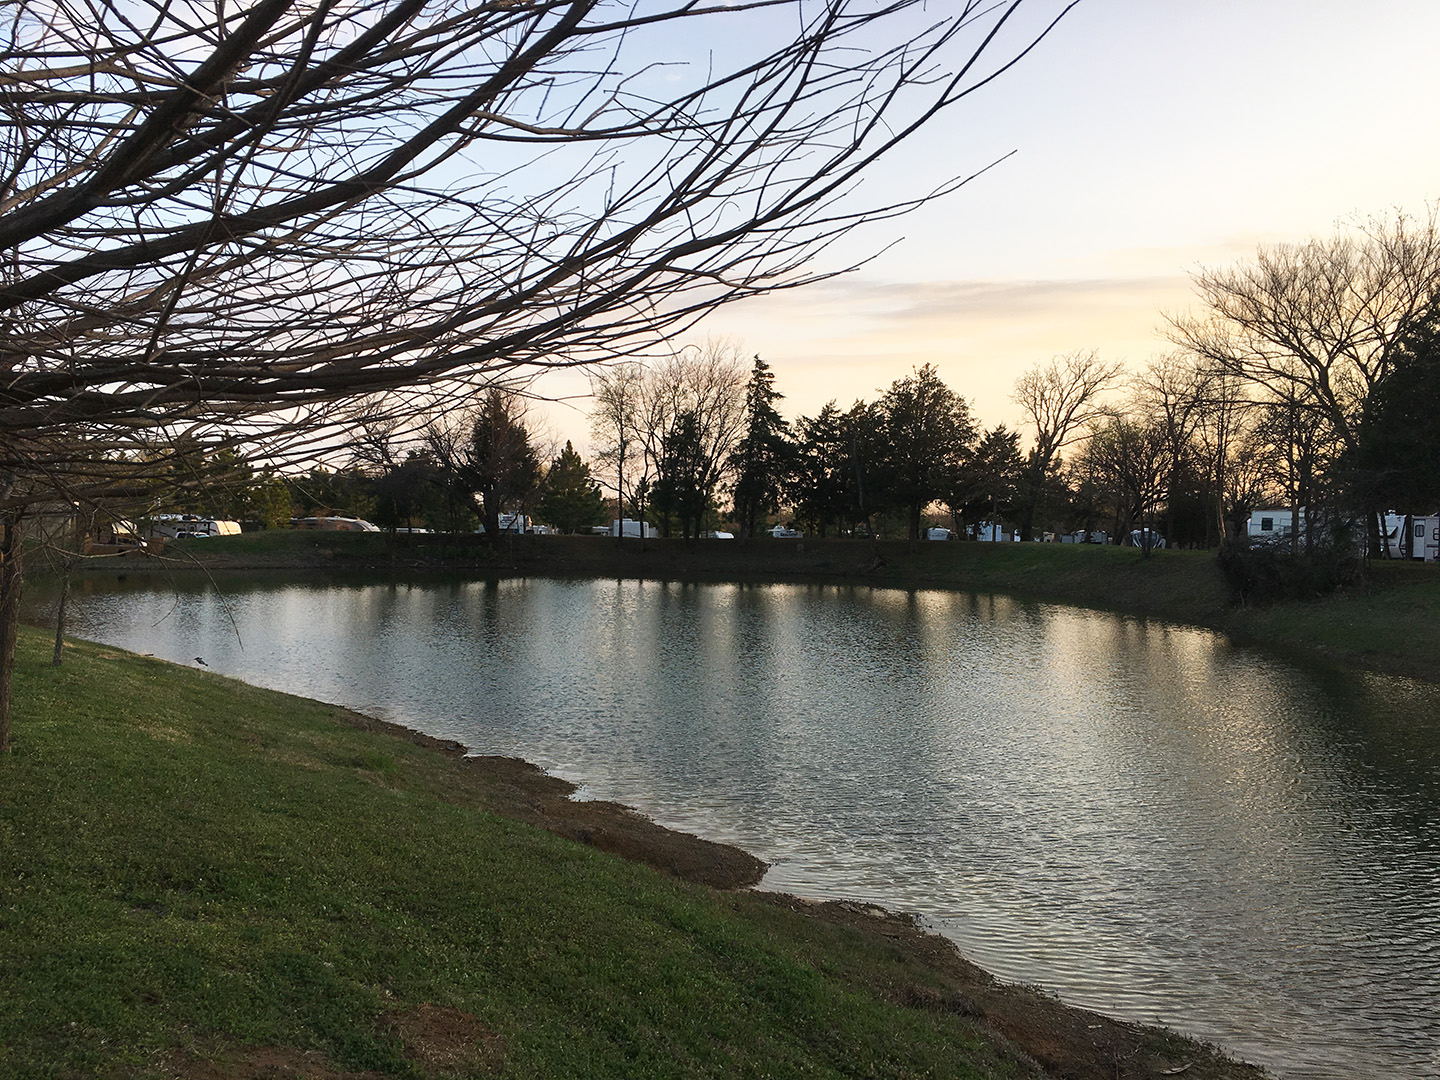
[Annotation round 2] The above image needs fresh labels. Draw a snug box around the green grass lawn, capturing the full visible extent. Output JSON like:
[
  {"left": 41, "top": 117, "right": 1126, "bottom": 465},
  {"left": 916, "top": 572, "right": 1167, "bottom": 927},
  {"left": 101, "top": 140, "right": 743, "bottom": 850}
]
[
  {"left": 1, "top": 628, "right": 1042, "bottom": 1079},
  {"left": 1232, "top": 561, "right": 1440, "bottom": 674}
]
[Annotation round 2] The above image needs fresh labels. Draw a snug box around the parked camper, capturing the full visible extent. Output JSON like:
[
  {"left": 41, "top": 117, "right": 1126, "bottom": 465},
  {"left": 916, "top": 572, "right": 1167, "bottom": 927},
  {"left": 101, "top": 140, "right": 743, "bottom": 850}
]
[
  {"left": 973, "top": 522, "right": 1013, "bottom": 542},
  {"left": 149, "top": 514, "right": 241, "bottom": 539},
  {"left": 1247, "top": 508, "right": 1295, "bottom": 545},
  {"left": 1414, "top": 516, "right": 1440, "bottom": 562},
  {"left": 926, "top": 527, "right": 953, "bottom": 540},
  {"left": 1389, "top": 513, "right": 1440, "bottom": 561},
  {"left": 1127, "top": 528, "right": 1165, "bottom": 549},
  {"left": 609, "top": 519, "right": 658, "bottom": 538},
  {"left": 289, "top": 516, "right": 380, "bottom": 532}
]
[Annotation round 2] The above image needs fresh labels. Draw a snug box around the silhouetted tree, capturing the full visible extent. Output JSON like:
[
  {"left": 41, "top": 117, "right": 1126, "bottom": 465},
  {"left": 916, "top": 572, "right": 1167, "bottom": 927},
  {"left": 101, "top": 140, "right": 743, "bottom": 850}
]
[
  {"left": 1013, "top": 350, "right": 1124, "bottom": 540},
  {"left": 428, "top": 390, "right": 540, "bottom": 538},
  {"left": 874, "top": 365, "right": 975, "bottom": 540},
  {"left": 1358, "top": 307, "right": 1440, "bottom": 518},
  {"left": 1172, "top": 208, "right": 1440, "bottom": 554},
  {"left": 539, "top": 442, "right": 608, "bottom": 535},
  {"left": 589, "top": 363, "right": 648, "bottom": 542},
  {"left": 1078, "top": 411, "right": 1168, "bottom": 551},
  {"left": 947, "top": 424, "right": 1023, "bottom": 534},
  {"left": 1132, "top": 355, "right": 1207, "bottom": 548},
  {"left": 370, "top": 453, "right": 443, "bottom": 534},
  {"left": 790, "top": 402, "right": 854, "bottom": 537},
  {"left": 729, "top": 357, "right": 794, "bottom": 538},
  {"left": 637, "top": 344, "right": 748, "bottom": 536}
]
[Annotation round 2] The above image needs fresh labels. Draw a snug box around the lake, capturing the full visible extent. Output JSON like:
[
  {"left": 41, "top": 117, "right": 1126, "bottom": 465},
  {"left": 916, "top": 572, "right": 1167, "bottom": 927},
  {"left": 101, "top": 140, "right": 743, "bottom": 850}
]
[{"left": 39, "top": 572, "right": 1440, "bottom": 1079}]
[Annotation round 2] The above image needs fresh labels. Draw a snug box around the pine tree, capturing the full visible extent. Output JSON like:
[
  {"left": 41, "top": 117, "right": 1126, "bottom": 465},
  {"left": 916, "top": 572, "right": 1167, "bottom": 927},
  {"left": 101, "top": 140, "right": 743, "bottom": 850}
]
[
  {"left": 538, "top": 442, "right": 608, "bottom": 535},
  {"left": 728, "top": 356, "right": 794, "bottom": 537},
  {"left": 874, "top": 365, "right": 975, "bottom": 540}
]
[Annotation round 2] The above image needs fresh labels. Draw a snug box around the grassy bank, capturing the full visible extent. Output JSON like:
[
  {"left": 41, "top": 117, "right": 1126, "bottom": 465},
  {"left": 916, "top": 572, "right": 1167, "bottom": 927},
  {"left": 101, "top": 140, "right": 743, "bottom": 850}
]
[
  {"left": 149, "top": 530, "right": 1440, "bottom": 681},
  {"left": 0, "top": 627, "right": 1264, "bottom": 1079}
]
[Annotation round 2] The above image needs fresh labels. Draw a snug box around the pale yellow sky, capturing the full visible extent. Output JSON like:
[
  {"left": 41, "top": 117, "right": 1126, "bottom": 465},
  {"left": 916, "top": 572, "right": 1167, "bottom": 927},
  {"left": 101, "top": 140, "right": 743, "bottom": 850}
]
[{"left": 528, "top": 0, "right": 1440, "bottom": 456}]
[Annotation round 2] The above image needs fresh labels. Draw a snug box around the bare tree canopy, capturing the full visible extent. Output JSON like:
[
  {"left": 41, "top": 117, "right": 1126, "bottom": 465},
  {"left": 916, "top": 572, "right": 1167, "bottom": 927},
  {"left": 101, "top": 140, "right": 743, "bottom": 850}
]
[
  {"left": 587, "top": 341, "right": 747, "bottom": 536},
  {"left": 1169, "top": 207, "right": 1440, "bottom": 457},
  {"left": 1012, "top": 348, "right": 1122, "bottom": 539},
  {"left": 0, "top": 0, "right": 1082, "bottom": 752},
  {"left": 1013, "top": 349, "right": 1124, "bottom": 464},
  {"left": 0, "top": 0, "right": 1079, "bottom": 483}
]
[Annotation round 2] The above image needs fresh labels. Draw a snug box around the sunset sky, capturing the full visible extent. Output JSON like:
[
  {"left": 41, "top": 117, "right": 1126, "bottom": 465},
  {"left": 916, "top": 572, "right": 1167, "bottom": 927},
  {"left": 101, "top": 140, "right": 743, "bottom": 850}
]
[{"left": 530, "top": 0, "right": 1440, "bottom": 455}]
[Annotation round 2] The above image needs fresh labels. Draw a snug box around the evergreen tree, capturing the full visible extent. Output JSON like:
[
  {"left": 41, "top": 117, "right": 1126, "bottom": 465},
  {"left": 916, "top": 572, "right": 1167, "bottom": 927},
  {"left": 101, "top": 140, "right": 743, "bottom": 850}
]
[
  {"left": 288, "top": 466, "right": 376, "bottom": 521},
  {"left": 790, "top": 402, "right": 848, "bottom": 536},
  {"left": 947, "top": 424, "right": 1023, "bottom": 534},
  {"left": 728, "top": 356, "right": 794, "bottom": 537},
  {"left": 1359, "top": 308, "right": 1440, "bottom": 515},
  {"left": 651, "top": 411, "right": 709, "bottom": 539},
  {"left": 428, "top": 388, "right": 540, "bottom": 538},
  {"left": 538, "top": 442, "right": 608, "bottom": 534},
  {"left": 873, "top": 365, "right": 975, "bottom": 540},
  {"left": 790, "top": 400, "right": 877, "bottom": 536},
  {"left": 370, "top": 452, "right": 442, "bottom": 533}
]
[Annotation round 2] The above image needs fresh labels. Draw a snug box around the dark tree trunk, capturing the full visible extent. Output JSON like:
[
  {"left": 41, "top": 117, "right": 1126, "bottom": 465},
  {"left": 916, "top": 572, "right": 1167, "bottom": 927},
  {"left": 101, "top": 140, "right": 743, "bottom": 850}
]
[
  {"left": 0, "top": 514, "right": 25, "bottom": 754},
  {"left": 52, "top": 561, "right": 72, "bottom": 666}
]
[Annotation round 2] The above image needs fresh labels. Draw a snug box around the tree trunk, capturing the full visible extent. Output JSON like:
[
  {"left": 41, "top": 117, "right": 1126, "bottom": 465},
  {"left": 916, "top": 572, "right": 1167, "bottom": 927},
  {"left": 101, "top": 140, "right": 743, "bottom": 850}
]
[
  {"left": 53, "top": 561, "right": 72, "bottom": 666},
  {"left": 0, "top": 514, "right": 25, "bottom": 754},
  {"left": 1018, "top": 455, "right": 1047, "bottom": 542},
  {"left": 1367, "top": 507, "right": 1384, "bottom": 560}
]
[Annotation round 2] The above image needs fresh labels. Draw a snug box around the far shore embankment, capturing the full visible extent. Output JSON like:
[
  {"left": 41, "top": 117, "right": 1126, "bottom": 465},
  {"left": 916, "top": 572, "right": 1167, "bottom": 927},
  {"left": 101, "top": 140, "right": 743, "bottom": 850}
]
[{"left": 95, "top": 529, "right": 1440, "bottom": 683}]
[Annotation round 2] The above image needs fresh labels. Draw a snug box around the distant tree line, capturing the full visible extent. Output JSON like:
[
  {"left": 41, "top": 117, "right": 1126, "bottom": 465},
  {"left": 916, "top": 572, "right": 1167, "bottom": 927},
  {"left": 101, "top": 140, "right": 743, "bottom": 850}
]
[{"left": 312, "top": 210, "right": 1440, "bottom": 557}]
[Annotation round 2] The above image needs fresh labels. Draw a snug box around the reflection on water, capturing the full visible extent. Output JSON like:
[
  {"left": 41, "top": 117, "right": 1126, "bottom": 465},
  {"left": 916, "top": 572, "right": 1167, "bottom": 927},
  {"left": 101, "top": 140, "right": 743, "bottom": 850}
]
[{"left": 37, "top": 573, "right": 1440, "bottom": 1079}]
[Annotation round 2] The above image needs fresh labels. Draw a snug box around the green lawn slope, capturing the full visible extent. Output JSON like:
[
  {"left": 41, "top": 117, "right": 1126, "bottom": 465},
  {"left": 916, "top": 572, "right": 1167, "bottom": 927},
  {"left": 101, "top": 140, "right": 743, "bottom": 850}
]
[{"left": 1, "top": 628, "right": 1264, "bottom": 1079}]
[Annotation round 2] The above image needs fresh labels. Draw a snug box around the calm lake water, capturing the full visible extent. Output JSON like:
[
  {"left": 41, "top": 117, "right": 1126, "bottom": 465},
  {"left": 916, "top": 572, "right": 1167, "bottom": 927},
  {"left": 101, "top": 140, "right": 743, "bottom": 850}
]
[{"left": 39, "top": 573, "right": 1440, "bottom": 1079}]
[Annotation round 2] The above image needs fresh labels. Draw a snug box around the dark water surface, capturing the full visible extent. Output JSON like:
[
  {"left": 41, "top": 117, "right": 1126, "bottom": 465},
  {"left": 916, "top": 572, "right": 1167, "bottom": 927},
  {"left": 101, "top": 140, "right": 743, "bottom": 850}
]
[{"left": 40, "top": 573, "right": 1440, "bottom": 1079}]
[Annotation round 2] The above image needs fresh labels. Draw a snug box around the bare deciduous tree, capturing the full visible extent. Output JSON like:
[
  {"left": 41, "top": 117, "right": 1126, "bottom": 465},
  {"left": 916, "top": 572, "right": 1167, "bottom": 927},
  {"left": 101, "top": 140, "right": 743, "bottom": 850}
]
[
  {"left": 0, "top": 0, "right": 1082, "bottom": 751},
  {"left": 1012, "top": 349, "right": 1124, "bottom": 540},
  {"left": 1188, "top": 365, "right": 1253, "bottom": 544},
  {"left": 637, "top": 342, "right": 748, "bottom": 538},
  {"left": 1170, "top": 208, "right": 1440, "bottom": 465},
  {"left": 1078, "top": 408, "right": 1167, "bottom": 551},
  {"left": 1, "top": 0, "right": 1078, "bottom": 465},
  {"left": 589, "top": 343, "right": 748, "bottom": 538},
  {"left": 1132, "top": 353, "right": 1208, "bottom": 547},
  {"left": 589, "top": 362, "right": 647, "bottom": 539}
]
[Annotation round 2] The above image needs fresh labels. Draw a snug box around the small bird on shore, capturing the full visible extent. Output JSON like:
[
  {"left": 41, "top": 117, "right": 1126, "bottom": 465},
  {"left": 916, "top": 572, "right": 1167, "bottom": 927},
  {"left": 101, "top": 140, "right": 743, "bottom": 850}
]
[{"left": 194, "top": 657, "right": 208, "bottom": 667}]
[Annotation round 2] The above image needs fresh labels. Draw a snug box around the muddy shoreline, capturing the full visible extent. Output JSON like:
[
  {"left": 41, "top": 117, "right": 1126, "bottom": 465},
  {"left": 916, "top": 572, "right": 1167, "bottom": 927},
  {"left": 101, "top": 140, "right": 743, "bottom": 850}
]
[{"left": 335, "top": 707, "right": 1269, "bottom": 1080}]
